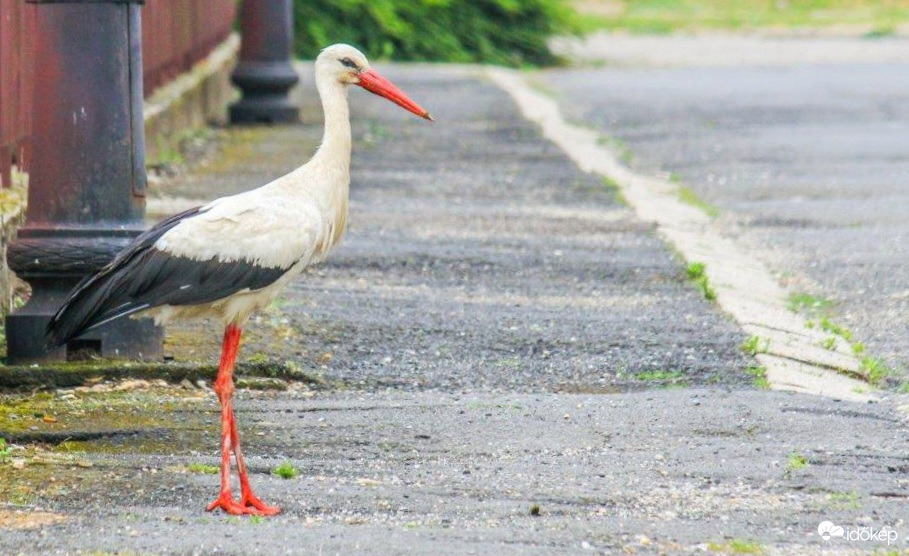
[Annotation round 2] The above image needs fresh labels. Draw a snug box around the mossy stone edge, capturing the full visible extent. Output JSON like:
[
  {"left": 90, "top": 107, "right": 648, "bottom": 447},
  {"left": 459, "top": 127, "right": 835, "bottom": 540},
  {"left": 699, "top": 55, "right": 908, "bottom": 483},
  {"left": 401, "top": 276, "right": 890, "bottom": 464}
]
[{"left": 0, "top": 361, "right": 325, "bottom": 391}]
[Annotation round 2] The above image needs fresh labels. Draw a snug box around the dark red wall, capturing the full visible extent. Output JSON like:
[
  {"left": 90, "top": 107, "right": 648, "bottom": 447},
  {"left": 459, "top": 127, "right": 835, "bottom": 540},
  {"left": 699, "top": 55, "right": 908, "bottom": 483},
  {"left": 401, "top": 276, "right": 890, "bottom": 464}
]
[{"left": 0, "top": 0, "right": 237, "bottom": 189}]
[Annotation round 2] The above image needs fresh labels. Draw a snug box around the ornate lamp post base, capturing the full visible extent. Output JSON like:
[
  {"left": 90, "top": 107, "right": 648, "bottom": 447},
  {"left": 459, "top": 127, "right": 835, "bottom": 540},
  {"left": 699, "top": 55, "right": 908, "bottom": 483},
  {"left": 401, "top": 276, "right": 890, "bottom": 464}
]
[
  {"left": 229, "top": 61, "right": 300, "bottom": 123},
  {"left": 229, "top": 0, "right": 300, "bottom": 124},
  {"left": 5, "top": 0, "right": 164, "bottom": 364}
]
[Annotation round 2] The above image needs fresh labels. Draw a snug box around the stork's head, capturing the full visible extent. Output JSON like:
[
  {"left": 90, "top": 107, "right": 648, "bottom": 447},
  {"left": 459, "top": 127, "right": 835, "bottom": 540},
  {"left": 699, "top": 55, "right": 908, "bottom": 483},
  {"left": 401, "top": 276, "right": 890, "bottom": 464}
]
[{"left": 316, "top": 44, "right": 433, "bottom": 121}]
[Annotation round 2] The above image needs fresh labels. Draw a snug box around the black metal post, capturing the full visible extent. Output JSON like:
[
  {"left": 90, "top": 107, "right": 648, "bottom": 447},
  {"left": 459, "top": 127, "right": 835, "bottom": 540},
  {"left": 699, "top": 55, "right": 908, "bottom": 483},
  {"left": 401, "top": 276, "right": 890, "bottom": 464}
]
[
  {"left": 229, "top": 0, "right": 300, "bottom": 124},
  {"left": 6, "top": 0, "right": 164, "bottom": 364}
]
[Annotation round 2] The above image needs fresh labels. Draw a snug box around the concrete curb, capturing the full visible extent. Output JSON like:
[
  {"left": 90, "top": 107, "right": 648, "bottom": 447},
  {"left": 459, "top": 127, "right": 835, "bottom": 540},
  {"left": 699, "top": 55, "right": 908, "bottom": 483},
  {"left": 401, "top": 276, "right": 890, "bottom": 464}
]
[{"left": 488, "top": 67, "right": 875, "bottom": 403}]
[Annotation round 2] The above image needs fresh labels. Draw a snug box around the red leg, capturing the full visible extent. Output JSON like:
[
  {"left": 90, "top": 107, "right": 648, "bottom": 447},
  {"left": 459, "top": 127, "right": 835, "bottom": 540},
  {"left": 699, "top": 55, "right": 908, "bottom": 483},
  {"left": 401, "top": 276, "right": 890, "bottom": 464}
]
[
  {"left": 230, "top": 410, "right": 280, "bottom": 515},
  {"left": 204, "top": 324, "right": 278, "bottom": 516}
]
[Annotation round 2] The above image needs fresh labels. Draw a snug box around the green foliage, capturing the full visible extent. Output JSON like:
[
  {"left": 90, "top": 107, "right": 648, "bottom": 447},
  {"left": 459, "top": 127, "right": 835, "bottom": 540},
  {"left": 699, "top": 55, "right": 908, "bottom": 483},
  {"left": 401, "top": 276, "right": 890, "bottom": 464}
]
[
  {"left": 294, "top": 0, "right": 578, "bottom": 66},
  {"left": 579, "top": 0, "right": 909, "bottom": 34}
]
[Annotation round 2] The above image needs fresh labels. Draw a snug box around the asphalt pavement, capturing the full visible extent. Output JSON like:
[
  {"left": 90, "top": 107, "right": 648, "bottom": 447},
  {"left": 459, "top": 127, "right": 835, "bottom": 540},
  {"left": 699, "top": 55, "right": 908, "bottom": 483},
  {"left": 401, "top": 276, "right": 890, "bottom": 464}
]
[
  {"left": 1, "top": 61, "right": 908, "bottom": 555},
  {"left": 538, "top": 52, "right": 909, "bottom": 379}
]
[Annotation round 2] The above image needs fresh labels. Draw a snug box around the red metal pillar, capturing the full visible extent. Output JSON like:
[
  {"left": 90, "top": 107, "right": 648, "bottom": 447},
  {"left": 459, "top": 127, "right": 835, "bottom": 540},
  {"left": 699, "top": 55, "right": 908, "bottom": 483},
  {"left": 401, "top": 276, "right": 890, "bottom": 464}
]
[
  {"left": 229, "top": 0, "right": 300, "bottom": 124},
  {"left": 5, "top": 0, "right": 164, "bottom": 364}
]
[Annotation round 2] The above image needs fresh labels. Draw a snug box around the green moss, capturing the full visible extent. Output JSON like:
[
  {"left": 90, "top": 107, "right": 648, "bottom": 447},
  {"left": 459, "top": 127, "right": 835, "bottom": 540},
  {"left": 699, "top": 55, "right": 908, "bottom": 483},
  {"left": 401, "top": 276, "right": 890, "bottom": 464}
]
[
  {"left": 685, "top": 261, "right": 705, "bottom": 280},
  {"left": 678, "top": 187, "right": 720, "bottom": 218},
  {"left": 827, "top": 491, "right": 861, "bottom": 510},
  {"left": 860, "top": 357, "right": 890, "bottom": 386},
  {"left": 787, "top": 292, "right": 834, "bottom": 314},
  {"left": 0, "top": 388, "right": 207, "bottom": 442},
  {"left": 0, "top": 359, "right": 323, "bottom": 392},
  {"left": 742, "top": 335, "right": 770, "bottom": 356},
  {"left": 636, "top": 370, "right": 685, "bottom": 382},
  {"left": 273, "top": 461, "right": 298, "bottom": 479},
  {"left": 707, "top": 539, "right": 764, "bottom": 554},
  {"left": 819, "top": 317, "right": 853, "bottom": 342},
  {"left": 685, "top": 261, "right": 717, "bottom": 301},
  {"left": 787, "top": 451, "right": 809, "bottom": 471},
  {"left": 746, "top": 366, "right": 770, "bottom": 389},
  {"left": 188, "top": 463, "right": 219, "bottom": 475}
]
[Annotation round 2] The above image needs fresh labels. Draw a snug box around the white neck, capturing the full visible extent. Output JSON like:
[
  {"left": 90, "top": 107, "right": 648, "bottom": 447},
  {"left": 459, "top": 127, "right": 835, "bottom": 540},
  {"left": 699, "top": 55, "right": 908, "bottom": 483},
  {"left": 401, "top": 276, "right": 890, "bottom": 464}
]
[
  {"left": 286, "top": 73, "right": 352, "bottom": 250},
  {"left": 312, "top": 77, "right": 352, "bottom": 169}
]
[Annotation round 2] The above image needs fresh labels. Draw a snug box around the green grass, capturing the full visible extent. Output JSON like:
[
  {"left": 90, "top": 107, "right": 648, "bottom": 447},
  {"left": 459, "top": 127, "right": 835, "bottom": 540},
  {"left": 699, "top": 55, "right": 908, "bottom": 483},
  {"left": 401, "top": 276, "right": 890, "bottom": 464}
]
[
  {"left": 742, "top": 335, "right": 770, "bottom": 356},
  {"left": 860, "top": 357, "right": 890, "bottom": 385},
  {"left": 273, "top": 461, "right": 298, "bottom": 479},
  {"left": 0, "top": 438, "right": 10, "bottom": 464},
  {"left": 788, "top": 300, "right": 895, "bottom": 387},
  {"left": 787, "top": 451, "right": 809, "bottom": 471},
  {"left": 787, "top": 292, "right": 833, "bottom": 314},
  {"left": 686, "top": 261, "right": 706, "bottom": 280},
  {"left": 577, "top": 0, "right": 909, "bottom": 34},
  {"left": 819, "top": 317, "right": 853, "bottom": 341},
  {"left": 707, "top": 539, "right": 764, "bottom": 554},
  {"left": 187, "top": 463, "right": 219, "bottom": 475},
  {"left": 678, "top": 186, "right": 720, "bottom": 218},
  {"left": 746, "top": 366, "right": 770, "bottom": 389},
  {"left": 598, "top": 135, "right": 635, "bottom": 165},
  {"left": 636, "top": 370, "right": 686, "bottom": 381},
  {"left": 685, "top": 261, "right": 717, "bottom": 301},
  {"left": 827, "top": 490, "right": 861, "bottom": 510}
]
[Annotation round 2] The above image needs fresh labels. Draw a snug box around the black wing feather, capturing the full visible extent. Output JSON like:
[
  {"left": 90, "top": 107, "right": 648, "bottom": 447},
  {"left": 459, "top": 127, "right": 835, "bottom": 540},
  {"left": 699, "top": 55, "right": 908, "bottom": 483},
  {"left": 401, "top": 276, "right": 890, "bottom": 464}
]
[{"left": 45, "top": 206, "right": 289, "bottom": 349}]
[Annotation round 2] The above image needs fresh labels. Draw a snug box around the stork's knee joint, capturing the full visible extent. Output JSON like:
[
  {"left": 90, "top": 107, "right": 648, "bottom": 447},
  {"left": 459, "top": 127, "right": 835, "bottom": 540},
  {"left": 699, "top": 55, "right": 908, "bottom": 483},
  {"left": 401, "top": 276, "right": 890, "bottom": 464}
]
[{"left": 213, "top": 378, "right": 235, "bottom": 398}]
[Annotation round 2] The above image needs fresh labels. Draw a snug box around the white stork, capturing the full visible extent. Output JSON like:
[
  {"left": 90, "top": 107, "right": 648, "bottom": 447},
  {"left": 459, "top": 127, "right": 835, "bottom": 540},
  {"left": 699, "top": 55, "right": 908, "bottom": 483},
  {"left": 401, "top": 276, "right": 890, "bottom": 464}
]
[{"left": 45, "top": 44, "right": 433, "bottom": 516}]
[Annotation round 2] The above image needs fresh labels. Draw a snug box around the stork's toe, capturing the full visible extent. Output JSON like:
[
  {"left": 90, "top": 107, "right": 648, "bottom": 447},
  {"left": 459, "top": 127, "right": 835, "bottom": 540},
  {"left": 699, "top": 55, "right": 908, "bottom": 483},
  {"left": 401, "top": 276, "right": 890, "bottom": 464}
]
[
  {"left": 242, "top": 493, "right": 281, "bottom": 516},
  {"left": 207, "top": 493, "right": 261, "bottom": 516}
]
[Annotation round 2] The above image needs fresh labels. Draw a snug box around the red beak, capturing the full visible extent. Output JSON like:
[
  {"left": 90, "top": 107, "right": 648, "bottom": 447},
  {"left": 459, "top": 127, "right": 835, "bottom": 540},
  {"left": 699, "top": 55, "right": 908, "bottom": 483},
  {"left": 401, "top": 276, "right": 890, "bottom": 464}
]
[{"left": 357, "top": 69, "right": 434, "bottom": 121}]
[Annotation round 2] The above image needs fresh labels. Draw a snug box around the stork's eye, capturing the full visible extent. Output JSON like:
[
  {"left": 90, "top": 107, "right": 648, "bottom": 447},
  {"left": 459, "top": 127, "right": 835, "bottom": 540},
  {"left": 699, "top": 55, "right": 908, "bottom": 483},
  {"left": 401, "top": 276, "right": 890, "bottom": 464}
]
[{"left": 340, "top": 57, "right": 358, "bottom": 70}]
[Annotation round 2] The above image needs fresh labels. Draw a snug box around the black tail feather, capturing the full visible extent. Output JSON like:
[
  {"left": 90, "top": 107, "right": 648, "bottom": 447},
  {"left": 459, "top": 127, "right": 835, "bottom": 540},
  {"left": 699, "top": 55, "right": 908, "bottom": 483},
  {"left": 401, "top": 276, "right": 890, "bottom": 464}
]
[
  {"left": 44, "top": 205, "right": 290, "bottom": 351},
  {"left": 44, "top": 206, "right": 204, "bottom": 350}
]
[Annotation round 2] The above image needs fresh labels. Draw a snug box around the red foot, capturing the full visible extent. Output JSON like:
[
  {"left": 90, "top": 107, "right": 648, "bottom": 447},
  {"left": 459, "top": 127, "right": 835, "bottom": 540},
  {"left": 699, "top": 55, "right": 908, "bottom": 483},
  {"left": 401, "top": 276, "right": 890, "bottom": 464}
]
[
  {"left": 206, "top": 493, "right": 270, "bottom": 516},
  {"left": 241, "top": 492, "right": 281, "bottom": 516}
]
